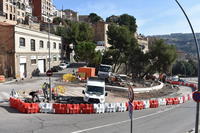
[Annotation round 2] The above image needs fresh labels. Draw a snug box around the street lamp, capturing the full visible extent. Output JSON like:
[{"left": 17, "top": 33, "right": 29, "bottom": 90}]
[
  {"left": 48, "top": 16, "right": 52, "bottom": 101},
  {"left": 175, "top": 1, "right": 200, "bottom": 133}
]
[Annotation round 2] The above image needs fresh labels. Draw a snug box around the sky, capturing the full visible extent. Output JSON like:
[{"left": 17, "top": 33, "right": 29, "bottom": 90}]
[{"left": 53, "top": 0, "right": 200, "bottom": 36}]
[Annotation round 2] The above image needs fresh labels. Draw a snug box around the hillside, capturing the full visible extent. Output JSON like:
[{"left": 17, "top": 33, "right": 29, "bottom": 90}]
[{"left": 153, "top": 33, "right": 200, "bottom": 55}]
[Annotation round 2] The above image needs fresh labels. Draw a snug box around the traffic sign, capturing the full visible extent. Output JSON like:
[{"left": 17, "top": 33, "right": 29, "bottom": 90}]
[
  {"left": 193, "top": 91, "right": 200, "bottom": 102},
  {"left": 128, "top": 85, "right": 134, "bottom": 103},
  {"left": 46, "top": 70, "right": 53, "bottom": 77},
  {"left": 128, "top": 101, "right": 133, "bottom": 119}
]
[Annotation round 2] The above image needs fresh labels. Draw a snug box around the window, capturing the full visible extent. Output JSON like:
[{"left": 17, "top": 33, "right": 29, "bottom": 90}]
[
  {"left": 5, "top": 13, "right": 8, "bottom": 19},
  {"left": 53, "top": 42, "right": 56, "bottom": 49},
  {"left": 17, "top": 11, "right": 20, "bottom": 16},
  {"left": 19, "top": 37, "right": 25, "bottom": 47},
  {"left": 6, "top": 4, "right": 8, "bottom": 10},
  {"left": 39, "top": 40, "right": 44, "bottom": 48},
  {"left": 47, "top": 41, "right": 50, "bottom": 49},
  {"left": 22, "top": 12, "right": 24, "bottom": 17},
  {"left": 53, "top": 56, "right": 57, "bottom": 61},
  {"left": 59, "top": 43, "right": 62, "bottom": 49},
  {"left": 10, "top": 5, "right": 12, "bottom": 12},
  {"left": 13, "top": 15, "right": 15, "bottom": 20},
  {"left": 30, "top": 39, "right": 35, "bottom": 51},
  {"left": 9, "top": 14, "right": 12, "bottom": 20},
  {"left": 13, "top": 7, "right": 16, "bottom": 13},
  {"left": 31, "top": 59, "right": 36, "bottom": 64}
]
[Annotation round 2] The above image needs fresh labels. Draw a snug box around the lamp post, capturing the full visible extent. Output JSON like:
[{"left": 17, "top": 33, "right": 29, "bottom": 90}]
[
  {"left": 175, "top": 1, "right": 200, "bottom": 133},
  {"left": 48, "top": 16, "right": 52, "bottom": 101}
]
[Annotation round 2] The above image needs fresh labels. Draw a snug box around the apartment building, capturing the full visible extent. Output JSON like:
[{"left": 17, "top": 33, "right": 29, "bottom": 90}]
[
  {"left": 0, "top": 0, "right": 32, "bottom": 24},
  {"left": 92, "top": 21, "right": 110, "bottom": 51},
  {"left": 32, "top": 0, "right": 53, "bottom": 23},
  {"left": 135, "top": 33, "right": 149, "bottom": 53},
  {"left": 0, "top": 22, "right": 62, "bottom": 79},
  {"left": 62, "top": 9, "right": 79, "bottom": 22}
]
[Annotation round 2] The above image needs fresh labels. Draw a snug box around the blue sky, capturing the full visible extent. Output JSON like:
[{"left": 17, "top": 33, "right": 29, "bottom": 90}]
[{"left": 53, "top": 0, "right": 200, "bottom": 36}]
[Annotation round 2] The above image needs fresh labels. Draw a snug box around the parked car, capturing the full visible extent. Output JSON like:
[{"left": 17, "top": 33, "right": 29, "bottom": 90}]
[{"left": 59, "top": 63, "right": 68, "bottom": 69}]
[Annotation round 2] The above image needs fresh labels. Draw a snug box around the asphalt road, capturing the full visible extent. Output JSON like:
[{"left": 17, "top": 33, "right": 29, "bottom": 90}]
[
  {"left": 0, "top": 100, "right": 196, "bottom": 133},
  {"left": 0, "top": 73, "right": 197, "bottom": 133}
]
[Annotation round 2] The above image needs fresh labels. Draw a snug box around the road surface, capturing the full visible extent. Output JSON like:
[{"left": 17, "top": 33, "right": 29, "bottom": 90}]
[
  {"left": 0, "top": 100, "right": 196, "bottom": 133},
  {"left": 0, "top": 75, "right": 197, "bottom": 133}
]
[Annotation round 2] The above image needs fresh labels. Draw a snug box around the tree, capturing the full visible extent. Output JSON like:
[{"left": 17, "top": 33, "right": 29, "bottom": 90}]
[
  {"left": 148, "top": 39, "right": 177, "bottom": 74},
  {"left": 118, "top": 14, "right": 137, "bottom": 33},
  {"left": 106, "top": 14, "right": 137, "bottom": 33},
  {"left": 74, "top": 41, "right": 102, "bottom": 66},
  {"left": 55, "top": 21, "right": 94, "bottom": 61},
  {"left": 172, "top": 60, "right": 197, "bottom": 76},
  {"left": 78, "top": 22, "right": 94, "bottom": 42},
  {"left": 106, "top": 15, "right": 119, "bottom": 23},
  {"left": 53, "top": 17, "right": 62, "bottom": 25},
  {"left": 88, "top": 13, "right": 103, "bottom": 24},
  {"left": 107, "top": 24, "right": 134, "bottom": 72}
]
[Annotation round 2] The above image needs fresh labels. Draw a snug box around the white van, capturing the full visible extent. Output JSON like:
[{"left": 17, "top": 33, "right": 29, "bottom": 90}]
[
  {"left": 82, "top": 77, "right": 107, "bottom": 103},
  {"left": 98, "top": 64, "right": 112, "bottom": 79}
]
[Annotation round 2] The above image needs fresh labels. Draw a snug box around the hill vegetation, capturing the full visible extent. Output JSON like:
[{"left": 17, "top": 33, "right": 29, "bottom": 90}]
[{"left": 153, "top": 33, "right": 200, "bottom": 55}]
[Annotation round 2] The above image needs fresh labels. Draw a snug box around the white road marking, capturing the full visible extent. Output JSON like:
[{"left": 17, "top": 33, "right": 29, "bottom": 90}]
[{"left": 72, "top": 106, "right": 177, "bottom": 133}]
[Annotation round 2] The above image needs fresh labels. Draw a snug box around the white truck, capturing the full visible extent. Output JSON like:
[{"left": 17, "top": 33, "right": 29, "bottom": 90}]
[
  {"left": 98, "top": 64, "right": 112, "bottom": 79},
  {"left": 82, "top": 77, "right": 107, "bottom": 103}
]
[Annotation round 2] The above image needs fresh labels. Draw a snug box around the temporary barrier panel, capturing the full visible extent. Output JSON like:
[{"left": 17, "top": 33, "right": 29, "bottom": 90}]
[{"left": 158, "top": 98, "right": 167, "bottom": 106}]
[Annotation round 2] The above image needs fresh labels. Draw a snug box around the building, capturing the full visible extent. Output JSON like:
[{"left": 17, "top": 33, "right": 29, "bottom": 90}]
[
  {"left": 62, "top": 9, "right": 79, "bottom": 22},
  {"left": 79, "top": 15, "right": 89, "bottom": 23},
  {"left": 32, "top": 0, "right": 53, "bottom": 23},
  {"left": 135, "top": 33, "right": 149, "bottom": 53},
  {"left": 0, "top": 0, "right": 32, "bottom": 24},
  {"left": 92, "top": 21, "right": 110, "bottom": 51},
  {"left": 0, "top": 22, "right": 62, "bottom": 79}
]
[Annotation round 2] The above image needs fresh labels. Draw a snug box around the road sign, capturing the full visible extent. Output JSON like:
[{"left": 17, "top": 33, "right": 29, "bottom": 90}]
[
  {"left": 128, "top": 85, "right": 134, "bottom": 103},
  {"left": 193, "top": 91, "right": 200, "bottom": 102},
  {"left": 46, "top": 70, "right": 53, "bottom": 77},
  {"left": 128, "top": 101, "right": 133, "bottom": 119}
]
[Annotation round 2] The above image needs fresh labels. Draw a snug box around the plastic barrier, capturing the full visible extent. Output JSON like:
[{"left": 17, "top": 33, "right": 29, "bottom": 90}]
[
  {"left": 172, "top": 97, "right": 180, "bottom": 105},
  {"left": 63, "top": 74, "right": 76, "bottom": 82},
  {"left": 158, "top": 98, "right": 167, "bottom": 106},
  {"left": 53, "top": 103, "right": 66, "bottom": 114},
  {"left": 93, "top": 103, "right": 105, "bottom": 113},
  {"left": 187, "top": 94, "right": 191, "bottom": 100},
  {"left": 105, "top": 103, "right": 116, "bottom": 113},
  {"left": 116, "top": 103, "right": 127, "bottom": 112},
  {"left": 184, "top": 94, "right": 189, "bottom": 102},
  {"left": 166, "top": 98, "right": 173, "bottom": 105},
  {"left": 142, "top": 100, "right": 150, "bottom": 109},
  {"left": 39, "top": 103, "right": 53, "bottom": 113},
  {"left": 133, "top": 101, "right": 144, "bottom": 110},
  {"left": 80, "top": 104, "right": 94, "bottom": 114},
  {"left": 149, "top": 100, "right": 159, "bottom": 108},
  {"left": 170, "top": 81, "right": 181, "bottom": 85},
  {"left": 178, "top": 96, "right": 184, "bottom": 104}
]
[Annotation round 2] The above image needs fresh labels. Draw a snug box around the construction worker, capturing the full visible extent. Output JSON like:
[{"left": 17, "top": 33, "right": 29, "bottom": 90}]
[
  {"left": 42, "top": 82, "right": 49, "bottom": 99},
  {"left": 29, "top": 91, "right": 40, "bottom": 103}
]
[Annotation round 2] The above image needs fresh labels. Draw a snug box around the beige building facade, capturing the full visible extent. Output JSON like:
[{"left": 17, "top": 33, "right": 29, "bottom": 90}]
[
  {"left": 0, "top": 22, "right": 62, "bottom": 79},
  {"left": 0, "top": 0, "right": 32, "bottom": 24}
]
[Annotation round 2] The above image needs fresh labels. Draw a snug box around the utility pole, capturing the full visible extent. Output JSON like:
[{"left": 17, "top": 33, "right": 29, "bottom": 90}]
[
  {"left": 48, "top": 15, "right": 52, "bottom": 101},
  {"left": 175, "top": 1, "right": 200, "bottom": 133}
]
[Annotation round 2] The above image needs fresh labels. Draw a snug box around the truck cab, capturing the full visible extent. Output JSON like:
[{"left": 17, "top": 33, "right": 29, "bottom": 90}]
[
  {"left": 98, "top": 64, "right": 112, "bottom": 79},
  {"left": 82, "top": 77, "right": 107, "bottom": 103}
]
